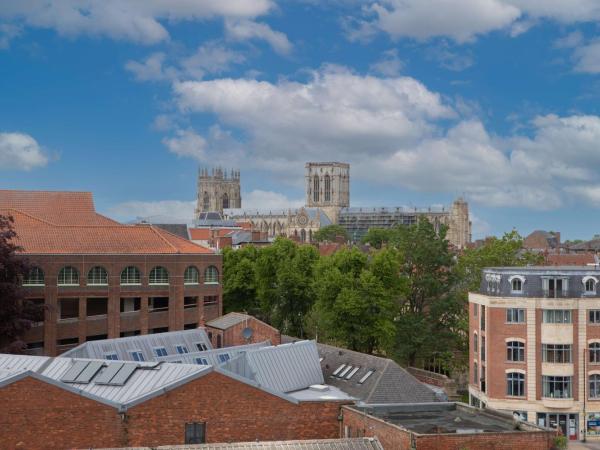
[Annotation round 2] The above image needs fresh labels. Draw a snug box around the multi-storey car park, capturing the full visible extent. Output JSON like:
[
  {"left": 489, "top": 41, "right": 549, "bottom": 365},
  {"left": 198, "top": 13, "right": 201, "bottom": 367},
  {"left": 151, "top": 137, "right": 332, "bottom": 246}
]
[{"left": 469, "top": 265, "right": 600, "bottom": 441}]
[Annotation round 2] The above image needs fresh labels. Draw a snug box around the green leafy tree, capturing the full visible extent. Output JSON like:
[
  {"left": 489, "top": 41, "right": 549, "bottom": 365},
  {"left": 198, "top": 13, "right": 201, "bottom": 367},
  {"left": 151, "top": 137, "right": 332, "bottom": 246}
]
[
  {"left": 456, "top": 230, "right": 543, "bottom": 292},
  {"left": 222, "top": 246, "right": 261, "bottom": 316},
  {"left": 254, "top": 238, "right": 319, "bottom": 336},
  {"left": 309, "top": 247, "right": 398, "bottom": 353},
  {"left": 390, "top": 219, "right": 464, "bottom": 370},
  {"left": 313, "top": 224, "right": 350, "bottom": 242},
  {"left": 361, "top": 228, "right": 393, "bottom": 248}
]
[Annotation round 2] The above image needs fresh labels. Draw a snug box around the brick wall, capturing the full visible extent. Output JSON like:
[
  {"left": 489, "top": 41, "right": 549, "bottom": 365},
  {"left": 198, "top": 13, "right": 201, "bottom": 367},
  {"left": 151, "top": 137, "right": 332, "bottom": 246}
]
[
  {"left": 208, "top": 317, "right": 281, "bottom": 348},
  {"left": 0, "top": 377, "right": 123, "bottom": 450},
  {"left": 342, "top": 406, "right": 555, "bottom": 450},
  {"left": 0, "top": 371, "right": 347, "bottom": 449},
  {"left": 342, "top": 406, "right": 411, "bottom": 450}
]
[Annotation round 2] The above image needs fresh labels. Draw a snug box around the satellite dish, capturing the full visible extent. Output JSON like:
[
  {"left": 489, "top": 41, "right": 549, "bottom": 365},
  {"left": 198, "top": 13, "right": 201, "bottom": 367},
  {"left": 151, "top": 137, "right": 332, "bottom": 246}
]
[{"left": 242, "top": 327, "right": 253, "bottom": 341}]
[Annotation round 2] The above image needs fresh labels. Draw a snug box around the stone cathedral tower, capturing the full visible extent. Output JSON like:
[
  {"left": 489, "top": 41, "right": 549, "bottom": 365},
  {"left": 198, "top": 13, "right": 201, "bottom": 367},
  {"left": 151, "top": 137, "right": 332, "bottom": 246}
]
[
  {"left": 195, "top": 167, "right": 241, "bottom": 217},
  {"left": 305, "top": 162, "right": 350, "bottom": 223}
]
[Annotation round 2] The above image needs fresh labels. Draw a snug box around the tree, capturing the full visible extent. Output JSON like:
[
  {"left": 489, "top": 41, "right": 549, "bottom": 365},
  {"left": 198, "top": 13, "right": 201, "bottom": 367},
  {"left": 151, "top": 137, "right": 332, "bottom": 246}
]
[
  {"left": 313, "top": 225, "right": 349, "bottom": 243},
  {"left": 456, "top": 230, "right": 543, "bottom": 292},
  {"left": 222, "top": 245, "right": 261, "bottom": 316},
  {"left": 390, "top": 219, "right": 465, "bottom": 371},
  {"left": 361, "top": 228, "right": 393, "bottom": 248},
  {"left": 309, "top": 247, "right": 398, "bottom": 353},
  {"left": 254, "top": 238, "right": 319, "bottom": 336},
  {"left": 0, "top": 215, "right": 44, "bottom": 352}
]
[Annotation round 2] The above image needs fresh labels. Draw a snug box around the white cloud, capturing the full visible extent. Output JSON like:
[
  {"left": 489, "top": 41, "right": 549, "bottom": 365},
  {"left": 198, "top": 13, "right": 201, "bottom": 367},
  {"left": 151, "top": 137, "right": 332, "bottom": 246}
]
[
  {"left": 173, "top": 66, "right": 454, "bottom": 171},
  {"left": 107, "top": 200, "right": 196, "bottom": 222},
  {"left": 355, "top": 0, "right": 600, "bottom": 43},
  {"left": 225, "top": 19, "right": 292, "bottom": 55},
  {"left": 0, "top": 0, "right": 274, "bottom": 44},
  {"left": 126, "top": 42, "right": 246, "bottom": 83},
  {"left": 162, "top": 128, "right": 208, "bottom": 160},
  {"left": 0, "top": 132, "right": 49, "bottom": 170},
  {"left": 574, "top": 40, "right": 600, "bottom": 74},
  {"left": 369, "top": 49, "right": 403, "bottom": 76},
  {"left": 553, "top": 31, "right": 584, "bottom": 49},
  {"left": 0, "top": 23, "right": 21, "bottom": 49},
  {"left": 368, "top": 0, "right": 520, "bottom": 43}
]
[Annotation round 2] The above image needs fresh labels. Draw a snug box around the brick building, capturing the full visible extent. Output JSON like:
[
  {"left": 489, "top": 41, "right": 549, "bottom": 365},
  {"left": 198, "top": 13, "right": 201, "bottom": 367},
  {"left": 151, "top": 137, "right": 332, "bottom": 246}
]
[
  {"left": 0, "top": 340, "right": 353, "bottom": 449},
  {"left": 341, "top": 403, "right": 556, "bottom": 450},
  {"left": 206, "top": 312, "right": 281, "bottom": 348},
  {"left": 0, "top": 190, "right": 222, "bottom": 356},
  {"left": 469, "top": 266, "right": 600, "bottom": 441}
]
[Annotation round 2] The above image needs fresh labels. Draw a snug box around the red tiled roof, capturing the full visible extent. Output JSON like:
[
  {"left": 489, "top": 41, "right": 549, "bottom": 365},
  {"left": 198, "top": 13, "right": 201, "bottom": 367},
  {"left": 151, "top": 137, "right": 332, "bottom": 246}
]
[
  {"left": 235, "top": 221, "right": 253, "bottom": 230},
  {"left": 0, "top": 190, "right": 213, "bottom": 255},
  {"left": 545, "top": 253, "right": 596, "bottom": 266}
]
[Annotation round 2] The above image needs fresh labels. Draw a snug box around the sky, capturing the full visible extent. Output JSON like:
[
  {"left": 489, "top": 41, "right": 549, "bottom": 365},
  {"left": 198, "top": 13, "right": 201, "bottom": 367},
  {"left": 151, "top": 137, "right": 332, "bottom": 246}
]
[{"left": 1, "top": 1, "right": 600, "bottom": 240}]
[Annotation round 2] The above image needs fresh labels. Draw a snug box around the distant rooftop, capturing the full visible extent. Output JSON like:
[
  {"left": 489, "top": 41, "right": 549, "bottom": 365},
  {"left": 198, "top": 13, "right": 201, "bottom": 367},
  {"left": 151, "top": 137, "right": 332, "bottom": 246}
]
[{"left": 484, "top": 265, "right": 600, "bottom": 272}]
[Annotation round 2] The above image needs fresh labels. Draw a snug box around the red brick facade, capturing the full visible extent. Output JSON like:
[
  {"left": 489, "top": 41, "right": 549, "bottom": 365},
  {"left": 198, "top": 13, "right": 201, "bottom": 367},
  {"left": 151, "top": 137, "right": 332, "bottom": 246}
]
[
  {"left": 208, "top": 315, "right": 281, "bottom": 348},
  {"left": 23, "top": 253, "right": 222, "bottom": 356},
  {"left": 0, "top": 371, "right": 348, "bottom": 450}
]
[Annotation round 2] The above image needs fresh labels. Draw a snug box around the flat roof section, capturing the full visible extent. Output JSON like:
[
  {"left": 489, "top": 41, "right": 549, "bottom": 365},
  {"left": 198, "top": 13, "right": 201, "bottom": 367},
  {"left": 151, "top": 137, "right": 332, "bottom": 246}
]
[{"left": 350, "top": 403, "right": 537, "bottom": 435}]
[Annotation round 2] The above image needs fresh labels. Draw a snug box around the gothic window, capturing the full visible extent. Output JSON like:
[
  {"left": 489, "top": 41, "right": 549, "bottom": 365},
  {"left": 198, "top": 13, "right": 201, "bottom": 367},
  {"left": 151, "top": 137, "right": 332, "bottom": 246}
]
[
  {"left": 222, "top": 193, "right": 229, "bottom": 209},
  {"left": 300, "top": 229, "right": 306, "bottom": 242},
  {"left": 324, "top": 174, "right": 331, "bottom": 202},
  {"left": 203, "top": 192, "right": 209, "bottom": 211},
  {"left": 313, "top": 176, "right": 320, "bottom": 202}
]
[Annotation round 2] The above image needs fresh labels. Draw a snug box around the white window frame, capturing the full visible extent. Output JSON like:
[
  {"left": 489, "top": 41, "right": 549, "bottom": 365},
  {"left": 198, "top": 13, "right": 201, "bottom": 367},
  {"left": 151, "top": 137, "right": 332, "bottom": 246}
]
[
  {"left": 184, "top": 266, "right": 200, "bottom": 285},
  {"left": 130, "top": 350, "right": 145, "bottom": 362},
  {"left": 58, "top": 266, "right": 79, "bottom": 286},
  {"left": 87, "top": 266, "right": 108, "bottom": 286},
  {"left": 23, "top": 267, "right": 45, "bottom": 286},
  {"left": 149, "top": 266, "right": 169, "bottom": 285},
  {"left": 176, "top": 344, "right": 189, "bottom": 354},
  {"left": 153, "top": 347, "right": 168, "bottom": 357},
  {"left": 120, "top": 266, "right": 141, "bottom": 286},
  {"left": 104, "top": 352, "right": 118, "bottom": 361},
  {"left": 509, "top": 275, "right": 525, "bottom": 293},
  {"left": 584, "top": 276, "right": 599, "bottom": 295},
  {"left": 204, "top": 266, "right": 219, "bottom": 284}
]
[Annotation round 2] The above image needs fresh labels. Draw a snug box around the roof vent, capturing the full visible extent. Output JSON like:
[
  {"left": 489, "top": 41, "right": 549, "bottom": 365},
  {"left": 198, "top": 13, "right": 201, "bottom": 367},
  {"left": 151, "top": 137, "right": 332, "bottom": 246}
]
[{"left": 309, "top": 384, "right": 330, "bottom": 392}]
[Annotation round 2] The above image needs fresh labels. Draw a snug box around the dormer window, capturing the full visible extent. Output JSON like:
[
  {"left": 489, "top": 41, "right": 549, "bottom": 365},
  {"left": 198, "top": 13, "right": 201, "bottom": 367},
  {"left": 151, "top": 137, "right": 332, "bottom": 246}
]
[
  {"left": 509, "top": 275, "right": 525, "bottom": 294},
  {"left": 583, "top": 276, "right": 598, "bottom": 295}
]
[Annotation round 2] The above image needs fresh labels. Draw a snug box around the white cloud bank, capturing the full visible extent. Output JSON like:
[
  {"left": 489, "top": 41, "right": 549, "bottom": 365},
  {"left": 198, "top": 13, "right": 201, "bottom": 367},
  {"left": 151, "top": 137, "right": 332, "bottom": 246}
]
[
  {"left": 0, "top": 0, "right": 275, "bottom": 44},
  {"left": 0, "top": 132, "right": 49, "bottom": 170},
  {"left": 353, "top": 0, "right": 600, "bottom": 43},
  {"left": 162, "top": 66, "right": 600, "bottom": 210}
]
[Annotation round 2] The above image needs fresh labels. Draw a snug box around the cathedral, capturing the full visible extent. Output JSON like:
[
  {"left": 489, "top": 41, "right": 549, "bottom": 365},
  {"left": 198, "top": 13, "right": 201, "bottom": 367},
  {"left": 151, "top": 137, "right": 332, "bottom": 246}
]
[{"left": 195, "top": 162, "right": 471, "bottom": 248}]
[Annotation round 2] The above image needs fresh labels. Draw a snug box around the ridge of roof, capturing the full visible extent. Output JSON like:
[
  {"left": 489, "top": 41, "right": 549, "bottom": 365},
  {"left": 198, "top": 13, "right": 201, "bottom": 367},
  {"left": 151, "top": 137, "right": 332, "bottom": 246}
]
[{"left": 149, "top": 224, "right": 179, "bottom": 253}]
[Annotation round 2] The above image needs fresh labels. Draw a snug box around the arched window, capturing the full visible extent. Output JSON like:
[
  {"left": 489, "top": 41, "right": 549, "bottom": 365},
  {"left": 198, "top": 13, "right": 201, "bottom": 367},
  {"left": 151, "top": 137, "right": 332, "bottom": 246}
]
[
  {"left": 222, "top": 193, "right": 229, "bottom": 209},
  {"left": 313, "top": 175, "right": 320, "bottom": 202},
  {"left": 184, "top": 266, "right": 199, "bottom": 285},
  {"left": 512, "top": 278, "right": 522, "bottom": 292},
  {"left": 204, "top": 266, "right": 219, "bottom": 284},
  {"left": 584, "top": 276, "right": 598, "bottom": 294},
  {"left": 121, "top": 266, "right": 141, "bottom": 285},
  {"left": 149, "top": 266, "right": 169, "bottom": 285},
  {"left": 203, "top": 192, "right": 210, "bottom": 211},
  {"left": 300, "top": 229, "right": 306, "bottom": 242},
  {"left": 506, "top": 341, "right": 525, "bottom": 362},
  {"left": 591, "top": 343, "right": 600, "bottom": 363},
  {"left": 58, "top": 266, "right": 79, "bottom": 286},
  {"left": 87, "top": 266, "right": 108, "bottom": 285},
  {"left": 590, "top": 375, "right": 600, "bottom": 398},
  {"left": 324, "top": 174, "right": 331, "bottom": 202},
  {"left": 23, "top": 267, "right": 45, "bottom": 286},
  {"left": 506, "top": 372, "right": 525, "bottom": 397}
]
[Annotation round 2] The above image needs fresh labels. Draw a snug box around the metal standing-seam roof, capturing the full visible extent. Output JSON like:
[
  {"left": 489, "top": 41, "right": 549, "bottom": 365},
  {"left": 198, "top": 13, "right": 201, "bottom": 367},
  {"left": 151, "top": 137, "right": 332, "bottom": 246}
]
[
  {"left": 222, "top": 341, "right": 324, "bottom": 393},
  {"left": 62, "top": 328, "right": 213, "bottom": 361},
  {"left": 156, "top": 341, "right": 271, "bottom": 366}
]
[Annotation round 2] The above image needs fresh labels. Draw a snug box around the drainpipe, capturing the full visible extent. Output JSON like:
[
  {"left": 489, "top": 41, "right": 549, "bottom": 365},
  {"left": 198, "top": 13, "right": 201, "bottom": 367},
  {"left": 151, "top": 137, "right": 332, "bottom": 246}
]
[{"left": 583, "top": 347, "right": 587, "bottom": 442}]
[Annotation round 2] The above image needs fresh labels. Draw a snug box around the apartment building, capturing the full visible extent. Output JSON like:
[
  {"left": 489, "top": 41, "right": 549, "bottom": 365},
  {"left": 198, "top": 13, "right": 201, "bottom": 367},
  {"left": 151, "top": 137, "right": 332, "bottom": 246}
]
[{"left": 469, "top": 266, "right": 600, "bottom": 441}]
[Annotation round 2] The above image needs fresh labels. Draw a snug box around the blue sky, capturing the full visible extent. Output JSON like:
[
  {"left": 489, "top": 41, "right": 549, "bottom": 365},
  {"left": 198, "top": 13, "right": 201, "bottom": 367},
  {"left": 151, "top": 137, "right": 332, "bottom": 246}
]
[{"left": 1, "top": 1, "right": 600, "bottom": 240}]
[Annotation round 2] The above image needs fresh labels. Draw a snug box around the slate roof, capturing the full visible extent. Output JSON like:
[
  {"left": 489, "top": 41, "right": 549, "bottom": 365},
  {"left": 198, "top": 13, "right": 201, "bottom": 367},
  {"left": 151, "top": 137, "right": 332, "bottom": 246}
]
[
  {"left": 62, "top": 328, "right": 213, "bottom": 361},
  {"left": 149, "top": 438, "right": 383, "bottom": 449},
  {"left": 316, "top": 343, "right": 439, "bottom": 404},
  {"left": 152, "top": 224, "right": 190, "bottom": 240},
  {"left": 206, "top": 312, "right": 255, "bottom": 330},
  {"left": 0, "top": 190, "right": 213, "bottom": 255},
  {"left": 570, "top": 239, "right": 600, "bottom": 251}
]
